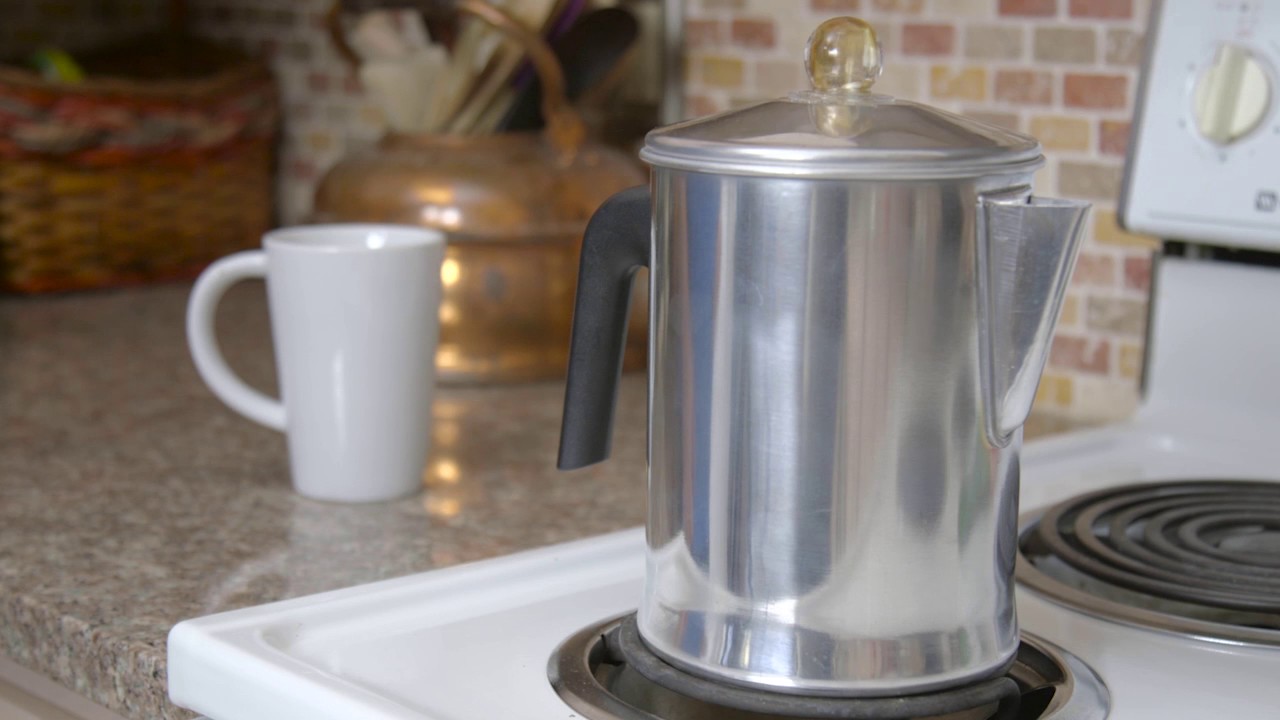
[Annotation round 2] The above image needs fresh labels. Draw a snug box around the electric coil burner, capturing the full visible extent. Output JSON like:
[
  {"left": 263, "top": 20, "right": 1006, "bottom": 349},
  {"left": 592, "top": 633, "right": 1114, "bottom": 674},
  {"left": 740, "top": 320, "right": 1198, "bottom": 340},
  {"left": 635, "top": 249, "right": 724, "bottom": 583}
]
[
  {"left": 1017, "top": 480, "right": 1280, "bottom": 645},
  {"left": 548, "top": 615, "right": 1109, "bottom": 720}
]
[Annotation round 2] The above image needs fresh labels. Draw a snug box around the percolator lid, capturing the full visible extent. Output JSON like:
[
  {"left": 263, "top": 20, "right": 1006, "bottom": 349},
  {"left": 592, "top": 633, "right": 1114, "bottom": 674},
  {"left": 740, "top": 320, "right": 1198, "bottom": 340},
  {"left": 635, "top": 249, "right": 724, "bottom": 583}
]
[{"left": 641, "top": 17, "right": 1043, "bottom": 179}]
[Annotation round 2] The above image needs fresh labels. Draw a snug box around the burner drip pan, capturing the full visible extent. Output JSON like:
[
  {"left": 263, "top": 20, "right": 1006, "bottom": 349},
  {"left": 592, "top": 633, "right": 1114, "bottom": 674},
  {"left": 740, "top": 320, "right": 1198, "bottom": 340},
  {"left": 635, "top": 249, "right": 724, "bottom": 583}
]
[
  {"left": 1018, "top": 479, "right": 1280, "bottom": 645},
  {"left": 549, "top": 614, "right": 1108, "bottom": 720}
]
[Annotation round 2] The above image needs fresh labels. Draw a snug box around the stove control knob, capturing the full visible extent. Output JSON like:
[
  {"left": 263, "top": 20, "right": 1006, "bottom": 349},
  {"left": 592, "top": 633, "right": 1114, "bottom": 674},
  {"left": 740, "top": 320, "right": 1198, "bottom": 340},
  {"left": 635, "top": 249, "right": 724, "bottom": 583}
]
[{"left": 1192, "top": 43, "right": 1272, "bottom": 145}]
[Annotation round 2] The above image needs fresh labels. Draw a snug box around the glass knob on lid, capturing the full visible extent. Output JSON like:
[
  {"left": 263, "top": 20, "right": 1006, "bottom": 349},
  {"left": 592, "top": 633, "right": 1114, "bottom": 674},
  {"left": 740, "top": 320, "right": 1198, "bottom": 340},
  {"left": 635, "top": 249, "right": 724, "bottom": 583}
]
[{"left": 805, "top": 17, "right": 882, "bottom": 94}]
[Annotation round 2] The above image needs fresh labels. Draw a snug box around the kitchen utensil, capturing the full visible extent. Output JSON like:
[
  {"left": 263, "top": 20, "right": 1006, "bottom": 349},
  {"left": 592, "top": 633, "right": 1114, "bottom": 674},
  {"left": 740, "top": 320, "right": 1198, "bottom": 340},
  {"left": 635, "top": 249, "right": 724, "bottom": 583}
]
[
  {"left": 359, "top": 48, "right": 446, "bottom": 132},
  {"left": 320, "top": 0, "right": 646, "bottom": 384},
  {"left": 498, "top": 7, "right": 640, "bottom": 132},
  {"left": 514, "top": 0, "right": 585, "bottom": 87},
  {"left": 330, "top": 0, "right": 577, "bottom": 140},
  {"left": 340, "top": 8, "right": 447, "bottom": 133},
  {"left": 470, "top": 0, "right": 585, "bottom": 134},
  {"left": 349, "top": 10, "right": 413, "bottom": 61},
  {"left": 440, "top": 0, "right": 559, "bottom": 134},
  {"left": 401, "top": 9, "right": 433, "bottom": 49},
  {"left": 557, "top": 17, "right": 1090, "bottom": 697},
  {"left": 186, "top": 224, "right": 445, "bottom": 503},
  {"left": 328, "top": 0, "right": 525, "bottom": 133}
]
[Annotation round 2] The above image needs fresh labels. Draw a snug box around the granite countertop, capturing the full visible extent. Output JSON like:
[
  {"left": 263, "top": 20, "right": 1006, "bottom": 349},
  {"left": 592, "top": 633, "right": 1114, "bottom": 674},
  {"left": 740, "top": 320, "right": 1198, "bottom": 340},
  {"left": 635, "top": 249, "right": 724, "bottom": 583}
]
[
  {"left": 0, "top": 283, "right": 1083, "bottom": 720},
  {"left": 0, "top": 282, "right": 649, "bottom": 720}
]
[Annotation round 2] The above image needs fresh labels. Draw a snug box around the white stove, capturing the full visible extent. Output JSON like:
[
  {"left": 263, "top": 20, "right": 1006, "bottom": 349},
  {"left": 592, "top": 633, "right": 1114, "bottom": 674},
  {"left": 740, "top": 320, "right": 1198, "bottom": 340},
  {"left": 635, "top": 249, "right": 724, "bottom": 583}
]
[
  {"left": 164, "top": 253, "right": 1280, "bottom": 720},
  {"left": 1011, "top": 0, "right": 1280, "bottom": 715},
  {"left": 168, "top": 1, "right": 1280, "bottom": 718}
]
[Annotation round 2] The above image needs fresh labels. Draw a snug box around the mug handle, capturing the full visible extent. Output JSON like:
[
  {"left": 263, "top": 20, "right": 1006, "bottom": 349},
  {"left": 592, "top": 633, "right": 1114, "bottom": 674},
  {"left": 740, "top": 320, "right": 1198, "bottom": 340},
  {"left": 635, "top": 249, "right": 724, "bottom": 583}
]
[{"left": 186, "top": 251, "right": 287, "bottom": 431}]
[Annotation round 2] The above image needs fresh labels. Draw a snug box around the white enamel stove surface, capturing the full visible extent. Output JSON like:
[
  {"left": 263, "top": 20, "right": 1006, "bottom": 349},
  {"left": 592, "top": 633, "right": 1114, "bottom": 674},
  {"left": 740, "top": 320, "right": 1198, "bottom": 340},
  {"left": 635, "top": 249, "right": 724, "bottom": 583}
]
[
  {"left": 1010, "top": 254, "right": 1280, "bottom": 719},
  {"left": 1017, "top": 423, "right": 1280, "bottom": 720},
  {"left": 167, "top": 529, "right": 647, "bottom": 720},
  {"left": 163, "top": 428, "right": 1280, "bottom": 720}
]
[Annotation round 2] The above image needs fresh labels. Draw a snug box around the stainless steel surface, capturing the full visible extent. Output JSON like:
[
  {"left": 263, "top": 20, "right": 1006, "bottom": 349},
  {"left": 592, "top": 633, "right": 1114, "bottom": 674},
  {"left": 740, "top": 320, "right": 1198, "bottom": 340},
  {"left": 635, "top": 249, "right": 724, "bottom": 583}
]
[
  {"left": 978, "top": 193, "right": 1090, "bottom": 445},
  {"left": 560, "top": 16, "right": 1090, "bottom": 698},
  {"left": 641, "top": 167, "right": 1087, "bottom": 696},
  {"left": 640, "top": 19, "right": 1040, "bottom": 179},
  {"left": 640, "top": 98, "right": 1043, "bottom": 179},
  {"left": 548, "top": 615, "right": 1111, "bottom": 720}
]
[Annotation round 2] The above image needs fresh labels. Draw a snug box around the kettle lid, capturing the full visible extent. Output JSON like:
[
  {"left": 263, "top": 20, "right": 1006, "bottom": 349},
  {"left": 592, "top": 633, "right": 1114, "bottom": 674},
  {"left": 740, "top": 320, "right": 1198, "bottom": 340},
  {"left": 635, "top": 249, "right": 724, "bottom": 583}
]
[{"left": 641, "top": 17, "right": 1043, "bottom": 180}]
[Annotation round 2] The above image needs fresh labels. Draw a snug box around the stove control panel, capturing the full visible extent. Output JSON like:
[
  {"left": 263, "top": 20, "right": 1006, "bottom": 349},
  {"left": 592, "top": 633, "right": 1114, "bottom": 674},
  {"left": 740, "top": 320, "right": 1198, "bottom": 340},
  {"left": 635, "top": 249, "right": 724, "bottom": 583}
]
[{"left": 1120, "top": 0, "right": 1280, "bottom": 251}]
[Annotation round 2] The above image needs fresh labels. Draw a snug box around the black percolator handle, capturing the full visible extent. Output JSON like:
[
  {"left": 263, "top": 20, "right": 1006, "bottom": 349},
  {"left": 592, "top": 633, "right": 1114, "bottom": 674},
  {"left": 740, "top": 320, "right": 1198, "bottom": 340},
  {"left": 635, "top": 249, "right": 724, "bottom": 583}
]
[{"left": 557, "top": 185, "right": 652, "bottom": 470}]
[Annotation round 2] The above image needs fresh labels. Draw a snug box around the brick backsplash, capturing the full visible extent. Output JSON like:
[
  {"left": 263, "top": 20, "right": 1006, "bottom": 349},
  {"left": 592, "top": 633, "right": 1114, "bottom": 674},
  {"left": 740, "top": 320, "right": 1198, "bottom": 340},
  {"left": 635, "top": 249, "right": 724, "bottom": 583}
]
[
  {"left": 1, "top": 0, "right": 1155, "bottom": 422},
  {"left": 184, "top": 0, "right": 391, "bottom": 225},
  {"left": 994, "top": 68, "right": 1054, "bottom": 104},
  {"left": 685, "top": 0, "right": 1157, "bottom": 422}
]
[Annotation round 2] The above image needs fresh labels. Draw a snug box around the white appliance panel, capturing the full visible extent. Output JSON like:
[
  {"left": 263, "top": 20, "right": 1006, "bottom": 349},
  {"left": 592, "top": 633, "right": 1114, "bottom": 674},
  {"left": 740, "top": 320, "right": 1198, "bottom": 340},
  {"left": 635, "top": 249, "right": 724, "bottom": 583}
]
[{"left": 1121, "top": 0, "right": 1280, "bottom": 251}]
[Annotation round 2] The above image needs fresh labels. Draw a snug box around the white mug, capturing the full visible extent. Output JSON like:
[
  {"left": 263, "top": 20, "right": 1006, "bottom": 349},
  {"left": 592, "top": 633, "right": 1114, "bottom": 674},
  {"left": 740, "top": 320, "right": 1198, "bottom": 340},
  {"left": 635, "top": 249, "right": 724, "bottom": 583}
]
[{"left": 187, "top": 224, "right": 445, "bottom": 502}]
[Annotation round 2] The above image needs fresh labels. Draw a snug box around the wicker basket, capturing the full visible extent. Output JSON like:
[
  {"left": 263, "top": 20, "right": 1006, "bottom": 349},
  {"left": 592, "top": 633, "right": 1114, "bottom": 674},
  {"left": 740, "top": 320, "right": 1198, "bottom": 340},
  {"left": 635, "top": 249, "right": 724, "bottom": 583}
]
[{"left": 0, "top": 46, "right": 278, "bottom": 293}]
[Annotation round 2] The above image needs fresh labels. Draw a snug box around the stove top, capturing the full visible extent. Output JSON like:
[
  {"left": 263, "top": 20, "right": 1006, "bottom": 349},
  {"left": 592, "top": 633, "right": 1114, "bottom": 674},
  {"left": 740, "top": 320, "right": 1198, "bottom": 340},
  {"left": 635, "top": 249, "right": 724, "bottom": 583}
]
[
  {"left": 1018, "top": 480, "right": 1280, "bottom": 645},
  {"left": 166, "top": 413, "right": 1280, "bottom": 720},
  {"left": 167, "top": 257, "right": 1280, "bottom": 719},
  {"left": 166, "top": 424, "right": 1280, "bottom": 720},
  {"left": 166, "top": 526, "right": 1118, "bottom": 720}
]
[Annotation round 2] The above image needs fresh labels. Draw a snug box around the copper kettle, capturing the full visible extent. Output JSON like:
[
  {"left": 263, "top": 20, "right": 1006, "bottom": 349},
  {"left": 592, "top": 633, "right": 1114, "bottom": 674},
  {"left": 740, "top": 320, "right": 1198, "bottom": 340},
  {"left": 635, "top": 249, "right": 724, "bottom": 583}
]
[{"left": 315, "top": 0, "right": 646, "bottom": 383}]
